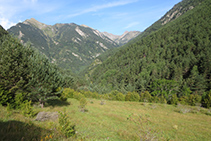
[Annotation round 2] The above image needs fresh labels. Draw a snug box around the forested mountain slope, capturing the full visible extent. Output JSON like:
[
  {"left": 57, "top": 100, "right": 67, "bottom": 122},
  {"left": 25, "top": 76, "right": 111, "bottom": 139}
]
[
  {"left": 90, "top": 0, "right": 211, "bottom": 97},
  {"left": 131, "top": 0, "right": 205, "bottom": 43},
  {"left": 82, "top": 0, "right": 205, "bottom": 77}
]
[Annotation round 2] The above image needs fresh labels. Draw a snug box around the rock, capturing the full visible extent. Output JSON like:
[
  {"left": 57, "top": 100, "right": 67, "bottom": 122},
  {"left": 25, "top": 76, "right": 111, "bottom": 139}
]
[{"left": 35, "top": 112, "right": 58, "bottom": 122}]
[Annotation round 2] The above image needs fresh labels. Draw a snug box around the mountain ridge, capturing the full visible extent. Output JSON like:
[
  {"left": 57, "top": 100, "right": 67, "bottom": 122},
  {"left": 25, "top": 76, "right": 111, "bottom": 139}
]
[{"left": 8, "top": 18, "right": 140, "bottom": 73}]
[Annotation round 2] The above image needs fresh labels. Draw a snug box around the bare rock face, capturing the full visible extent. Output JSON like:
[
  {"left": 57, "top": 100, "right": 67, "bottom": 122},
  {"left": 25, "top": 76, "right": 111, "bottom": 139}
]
[
  {"left": 103, "top": 31, "right": 141, "bottom": 46},
  {"left": 35, "top": 112, "right": 59, "bottom": 122}
]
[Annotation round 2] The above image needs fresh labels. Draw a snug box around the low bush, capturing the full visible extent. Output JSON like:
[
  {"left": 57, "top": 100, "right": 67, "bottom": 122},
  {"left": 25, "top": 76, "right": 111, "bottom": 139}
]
[
  {"left": 73, "top": 92, "right": 84, "bottom": 101},
  {"left": 58, "top": 110, "right": 76, "bottom": 138},
  {"left": 21, "top": 100, "right": 36, "bottom": 118},
  {"left": 116, "top": 92, "right": 125, "bottom": 101},
  {"left": 201, "top": 91, "right": 211, "bottom": 108},
  {"left": 79, "top": 97, "right": 88, "bottom": 112},
  {"left": 188, "top": 94, "right": 201, "bottom": 106},
  {"left": 140, "top": 91, "right": 152, "bottom": 102},
  {"left": 168, "top": 94, "right": 178, "bottom": 105},
  {"left": 0, "top": 88, "right": 13, "bottom": 106},
  {"left": 125, "top": 91, "right": 140, "bottom": 102}
]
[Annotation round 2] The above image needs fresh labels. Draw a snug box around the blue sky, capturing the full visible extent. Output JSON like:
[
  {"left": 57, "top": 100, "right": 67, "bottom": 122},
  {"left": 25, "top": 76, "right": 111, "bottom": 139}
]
[{"left": 0, "top": 0, "right": 181, "bottom": 35}]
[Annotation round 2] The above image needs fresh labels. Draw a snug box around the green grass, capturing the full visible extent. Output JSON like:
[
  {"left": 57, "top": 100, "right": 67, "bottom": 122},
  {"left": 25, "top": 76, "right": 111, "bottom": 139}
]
[{"left": 0, "top": 99, "right": 211, "bottom": 141}]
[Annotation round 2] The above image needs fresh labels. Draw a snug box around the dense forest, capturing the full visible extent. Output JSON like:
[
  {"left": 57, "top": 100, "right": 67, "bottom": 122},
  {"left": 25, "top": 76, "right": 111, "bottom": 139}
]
[
  {"left": 0, "top": 26, "right": 69, "bottom": 108},
  {"left": 85, "top": 0, "right": 211, "bottom": 106}
]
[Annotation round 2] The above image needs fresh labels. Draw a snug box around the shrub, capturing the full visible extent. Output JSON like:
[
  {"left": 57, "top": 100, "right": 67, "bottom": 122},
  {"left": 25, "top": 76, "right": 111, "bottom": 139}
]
[
  {"left": 131, "top": 92, "right": 140, "bottom": 102},
  {"left": 61, "top": 88, "right": 75, "bottom": 99},
  {"left": 14, "top": 93, "right": 28, "bottom": 108},
  {"left": 79, "top": 97, "right": 88, "bottom": 112},
  {"left": 21, "top": 100, "right": 36, "bottom": 117},
  {"left": 109, "top": 90, "right": 119, "bottom": 100},
  {"left": 178, "top": 96, "right": 189, "bottom": 105},
  {"left": 83, "top": 91, "right": 93, "bottom": 98},
  {"left": 152, "top": 96, "right": 160, "bottom": 103},
  {"left": 92, "top": 92, "right": 99, "bottom": 99},
  {"left": 159, "top": 95, "right": 167, "bottom": 104},
  {"left": 0, "top": 88, "right": 13, "bottom": 106},
  {"left": 168, "top": 94, "right": 178, "bottom": 105},
  {"left": 125, "top": 91, "right": 140, "bottom": 102},
  {"left": 201, "top": 91, "right": 211, "bottom": 108},
  {"left": 116, "top": 92, "right": 125, "bottom": 101},
  {"left": 58, "top": 110, "right": 76, "bottom": 138},
  {"left": 125, "top": 92, "right": 131, "bottom": 101},
  {"left": 73, "top": 92, "right": 84, "bottom": 101},
  {"left": 188, "top": 94, "right": 201, "bottom": 106},
  {"left": 101, "top": 94, "right": 109, "bottom": 100},
  {"left": 140, "top": 91, "right": 152, "bottom": 102}
]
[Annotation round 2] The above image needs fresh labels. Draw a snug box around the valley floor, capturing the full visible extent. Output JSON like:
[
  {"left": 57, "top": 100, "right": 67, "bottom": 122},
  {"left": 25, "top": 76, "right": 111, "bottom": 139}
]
[{"left": 0, "top": 99, "right": 211, "bottom": 140}]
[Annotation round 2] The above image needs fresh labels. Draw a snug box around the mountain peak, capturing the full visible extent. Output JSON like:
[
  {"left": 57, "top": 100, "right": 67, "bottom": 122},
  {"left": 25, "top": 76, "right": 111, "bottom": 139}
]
[
  {"left": 103, "top": 31, "right": 141, "bottom": 45},
  {"left": 23, "top": 18, "right": 49, "bottom": 29},
  {"left": 81, "top": 24, "right": 90, "bottom": 28}
]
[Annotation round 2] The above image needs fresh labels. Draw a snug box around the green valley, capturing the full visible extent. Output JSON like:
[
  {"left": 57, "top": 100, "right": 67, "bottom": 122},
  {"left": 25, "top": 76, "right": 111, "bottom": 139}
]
[{"left": 1, "top": 0, "right": 211, "bottom": 140}]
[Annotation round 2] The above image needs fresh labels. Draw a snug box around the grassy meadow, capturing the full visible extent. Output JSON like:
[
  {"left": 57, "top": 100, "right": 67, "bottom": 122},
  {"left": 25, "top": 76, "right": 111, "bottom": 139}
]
[{"left": 0, "top": 98, "right": 211, "bottom": 141}]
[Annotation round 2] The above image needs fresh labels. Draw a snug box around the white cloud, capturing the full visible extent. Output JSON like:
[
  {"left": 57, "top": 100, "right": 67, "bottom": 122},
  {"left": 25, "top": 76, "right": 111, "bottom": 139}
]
[
  {"left": 124, "top": 22, "right": 140, "bottom": 29},
  {"left": 0, "top": 0, "right": 61, "bottom": 28},
  {"left": 68, "top": 0, "right": 139, "bottom": 18},
  {"left": 0, "top": 17, "right": 16, "bottom": 29}
]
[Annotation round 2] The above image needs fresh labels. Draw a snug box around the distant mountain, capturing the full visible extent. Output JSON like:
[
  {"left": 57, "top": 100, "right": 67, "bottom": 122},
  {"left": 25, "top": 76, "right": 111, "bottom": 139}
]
[
  {"left": 103, "top": 31, "right": 141, "bottom": 46},
  {"left": 8, "top": 19, "right": 140, "bottom": 73}
]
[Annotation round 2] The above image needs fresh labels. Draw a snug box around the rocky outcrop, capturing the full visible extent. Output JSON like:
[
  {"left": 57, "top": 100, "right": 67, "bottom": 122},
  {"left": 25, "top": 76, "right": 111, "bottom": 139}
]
[{"left": 35, "top": 112, "right": 59, "bottom": 122}]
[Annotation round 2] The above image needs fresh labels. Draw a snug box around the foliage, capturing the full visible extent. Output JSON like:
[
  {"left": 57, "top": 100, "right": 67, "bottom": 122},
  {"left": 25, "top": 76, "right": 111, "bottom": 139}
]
[
  {"left": 140, "top": 91, "right": 152, "bottom": 102},
  {"left": 0, "top": 32, "right": 65, "bottom": 106},
  {"left": 115, "top": 92, "right": 125, "bottom": 101},
  {"left": 150, "top": 79, "right": 179, "bottom": 101},
  {"left": 21, "top": 100, "right": 36, "bottom": 118},
  {"left": 79, "top": 97, "right": 88, "bottom": 112},
  {"left": 58, "top": 110, "right": 76, "bottom": 138},
  {"left": 125, "top": 91, "right": 140, "bottom": 102},
  {"left": 178, "top": 96, "right": 189, "bottom": 105},
  {"left": 62, "top": 88, "right": 75, "bottom": 98},
  {"left": 58, "top": 88, "right": 67, "bottom": 102},
  {"left": 168, "top": 94, "right": 178, "bottom": 105},
  {"left": 14, "top": 93, "right": 28, "bottom": 109},
  {"left": 201, "top": 91, "right": 211, "bottom": 108},
  {"left": 0, "top": 88, "right": 13, "bottom": 106},
  {"left": 188, "top": 94, "right": 201, "bottom": 106},
  {"left": 73, "top": 92, "right": 84, "bottom": 101}
]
